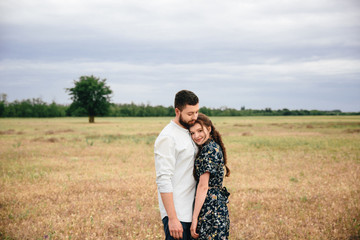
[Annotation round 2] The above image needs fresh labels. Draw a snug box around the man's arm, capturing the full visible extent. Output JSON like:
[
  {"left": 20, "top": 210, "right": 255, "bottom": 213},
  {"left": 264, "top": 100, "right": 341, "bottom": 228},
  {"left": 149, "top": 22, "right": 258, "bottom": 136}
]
[
  {"left": 160, "top": 193, "right": 183, "bottom": 240},
  {"left": 155, "top": 135, "right": 183, "bottom": 239}
]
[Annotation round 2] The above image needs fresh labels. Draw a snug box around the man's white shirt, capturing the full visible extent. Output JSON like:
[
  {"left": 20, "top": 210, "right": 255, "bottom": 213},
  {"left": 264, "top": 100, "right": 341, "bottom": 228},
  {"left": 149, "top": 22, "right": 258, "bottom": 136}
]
[{"left": 154, "top": 120, "right": 198, "bottom": 222}]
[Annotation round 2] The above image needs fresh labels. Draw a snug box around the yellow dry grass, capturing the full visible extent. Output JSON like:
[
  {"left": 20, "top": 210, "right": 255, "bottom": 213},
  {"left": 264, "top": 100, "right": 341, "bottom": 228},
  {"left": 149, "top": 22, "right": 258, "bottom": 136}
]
[{"left": 0, "top": 116, "right": 359, "bottom": 239}]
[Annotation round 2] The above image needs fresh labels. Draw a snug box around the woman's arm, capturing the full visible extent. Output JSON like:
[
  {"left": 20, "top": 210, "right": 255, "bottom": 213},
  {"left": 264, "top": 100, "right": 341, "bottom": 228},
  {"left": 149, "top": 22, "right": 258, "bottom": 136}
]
[{"left": 190, "top": 172, "right": 210, "bottom": 238}]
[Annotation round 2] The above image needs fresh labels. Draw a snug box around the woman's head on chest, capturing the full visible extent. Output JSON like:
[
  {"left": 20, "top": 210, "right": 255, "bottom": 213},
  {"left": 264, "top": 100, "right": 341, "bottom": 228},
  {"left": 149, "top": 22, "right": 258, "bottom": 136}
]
[{"left": 189, "top": 113, "right": 213, "bottom": 146}]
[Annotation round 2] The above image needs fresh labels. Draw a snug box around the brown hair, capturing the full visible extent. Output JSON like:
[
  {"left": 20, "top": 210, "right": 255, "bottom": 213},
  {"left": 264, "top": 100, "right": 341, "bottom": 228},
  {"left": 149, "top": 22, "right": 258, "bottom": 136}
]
[
  {"left": 193, "top": 113, "right": 230, "bottom": 177},
  {"left": 174, "top": 90, "right": 199, "bottom": 111}
]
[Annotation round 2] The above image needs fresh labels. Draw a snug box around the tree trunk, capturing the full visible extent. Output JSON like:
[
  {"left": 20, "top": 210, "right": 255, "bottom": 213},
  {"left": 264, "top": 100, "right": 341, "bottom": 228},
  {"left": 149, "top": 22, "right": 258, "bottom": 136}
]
[{"left": 89, "top": 115, "right": 95, "bottom": 123}]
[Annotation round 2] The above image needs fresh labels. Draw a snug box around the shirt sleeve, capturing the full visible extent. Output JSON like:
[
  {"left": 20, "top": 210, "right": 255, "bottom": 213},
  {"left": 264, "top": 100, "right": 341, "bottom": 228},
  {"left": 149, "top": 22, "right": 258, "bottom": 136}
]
[
  {"left": 154, "top": 134, "right": 176, "bottom": 193},
  {"left": 197, "top": 145, "right": 218, "bottom": 177}
]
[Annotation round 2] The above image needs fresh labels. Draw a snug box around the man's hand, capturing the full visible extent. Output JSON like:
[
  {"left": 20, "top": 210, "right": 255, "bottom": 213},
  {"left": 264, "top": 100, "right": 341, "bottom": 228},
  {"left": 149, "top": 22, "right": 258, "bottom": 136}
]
[{"left": 168, "top": 218, "right": 183, "bottom": 240}]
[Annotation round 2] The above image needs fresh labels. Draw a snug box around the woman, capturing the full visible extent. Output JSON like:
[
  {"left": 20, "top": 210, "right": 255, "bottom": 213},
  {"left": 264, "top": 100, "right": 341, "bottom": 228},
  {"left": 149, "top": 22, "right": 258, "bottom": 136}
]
[{"left": 189, "top": 113, "right": 230, "bottom": 239}]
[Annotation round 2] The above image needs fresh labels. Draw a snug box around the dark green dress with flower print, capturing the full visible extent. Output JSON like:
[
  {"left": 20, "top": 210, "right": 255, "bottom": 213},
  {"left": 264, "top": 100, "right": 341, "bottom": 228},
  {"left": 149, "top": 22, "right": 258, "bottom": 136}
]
[{"left": 194, "top": 139, "right": 230, "bottom": 240}]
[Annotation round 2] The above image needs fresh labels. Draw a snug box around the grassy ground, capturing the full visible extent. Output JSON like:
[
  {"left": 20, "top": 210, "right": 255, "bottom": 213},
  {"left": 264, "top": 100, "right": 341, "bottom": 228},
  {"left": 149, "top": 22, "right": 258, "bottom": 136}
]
[{"left": 0, "top": 116, "right": 359, "bottom": 239}]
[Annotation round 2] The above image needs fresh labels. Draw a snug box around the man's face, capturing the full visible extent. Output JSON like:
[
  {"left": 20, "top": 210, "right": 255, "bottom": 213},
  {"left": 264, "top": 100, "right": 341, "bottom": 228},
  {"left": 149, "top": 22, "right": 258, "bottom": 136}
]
[{"left": 178, "top": 104, "right": 199, "bottom": 128}]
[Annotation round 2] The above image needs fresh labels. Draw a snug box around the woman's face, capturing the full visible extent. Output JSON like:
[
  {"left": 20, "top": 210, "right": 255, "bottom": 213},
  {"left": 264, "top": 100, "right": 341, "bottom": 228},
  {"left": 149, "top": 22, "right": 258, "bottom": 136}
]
[{"left": 190, "top": 123, "right": 211, "bottom": 145}]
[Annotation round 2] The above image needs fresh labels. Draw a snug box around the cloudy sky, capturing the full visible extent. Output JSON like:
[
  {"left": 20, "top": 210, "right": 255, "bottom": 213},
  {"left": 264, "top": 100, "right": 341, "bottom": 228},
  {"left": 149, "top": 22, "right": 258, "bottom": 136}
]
[{"left": 1, "top": 0, "right": 359, "bottom": 111}]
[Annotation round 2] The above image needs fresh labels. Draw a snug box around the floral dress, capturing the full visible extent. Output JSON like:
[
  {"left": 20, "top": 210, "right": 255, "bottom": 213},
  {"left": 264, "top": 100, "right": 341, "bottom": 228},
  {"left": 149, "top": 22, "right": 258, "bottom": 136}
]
[{"left": 194, "top": 139, "right": 230, "bottom": 240}]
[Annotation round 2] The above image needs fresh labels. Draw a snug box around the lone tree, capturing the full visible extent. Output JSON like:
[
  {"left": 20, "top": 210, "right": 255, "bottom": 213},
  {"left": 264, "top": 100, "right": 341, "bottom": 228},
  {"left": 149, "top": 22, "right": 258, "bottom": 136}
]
[{"left": 66, "top": 75, "right": 112, "bottom": 123}]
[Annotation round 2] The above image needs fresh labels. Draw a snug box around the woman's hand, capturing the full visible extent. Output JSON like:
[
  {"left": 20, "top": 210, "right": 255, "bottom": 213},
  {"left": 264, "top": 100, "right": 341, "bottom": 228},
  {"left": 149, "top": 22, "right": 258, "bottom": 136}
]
[
  {"left": 191, "top": 172, "right": 209, "bottom": 239},
  {"left": 190, "top": 219, "right": 199, "bottom": 239}
]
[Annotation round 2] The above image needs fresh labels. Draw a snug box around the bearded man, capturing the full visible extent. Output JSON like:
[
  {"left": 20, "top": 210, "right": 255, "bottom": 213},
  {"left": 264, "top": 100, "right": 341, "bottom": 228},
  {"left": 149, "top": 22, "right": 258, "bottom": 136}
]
[{"left": 154, "top": 90, "right": 199, "bottom": 240}]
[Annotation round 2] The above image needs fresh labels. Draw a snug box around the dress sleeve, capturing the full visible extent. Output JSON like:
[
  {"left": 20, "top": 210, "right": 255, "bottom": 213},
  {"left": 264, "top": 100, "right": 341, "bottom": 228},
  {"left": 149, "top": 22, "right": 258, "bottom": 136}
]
[{"left": 197, "top": 144, "right": 219, "bottom": 177}]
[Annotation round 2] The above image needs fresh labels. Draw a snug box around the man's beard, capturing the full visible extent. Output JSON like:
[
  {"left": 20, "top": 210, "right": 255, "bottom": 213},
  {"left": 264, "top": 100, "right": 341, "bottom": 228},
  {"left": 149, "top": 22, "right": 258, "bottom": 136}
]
[{"left": 179, "top": 114, "right": 194, "bottom": 129}]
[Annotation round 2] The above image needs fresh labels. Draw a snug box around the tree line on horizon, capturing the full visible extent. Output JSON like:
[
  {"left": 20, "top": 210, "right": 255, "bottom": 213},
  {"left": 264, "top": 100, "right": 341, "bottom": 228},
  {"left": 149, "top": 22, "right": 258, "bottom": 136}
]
[
  {"left": 1, "top": 75, "right": 358, "bottom": 120},
  {"left": 0, "top": 96, "right": 358, "bottom": 118}
]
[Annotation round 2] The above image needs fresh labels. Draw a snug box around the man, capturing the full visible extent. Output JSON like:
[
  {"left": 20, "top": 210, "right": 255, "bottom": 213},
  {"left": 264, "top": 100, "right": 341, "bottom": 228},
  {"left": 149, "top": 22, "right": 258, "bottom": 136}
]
[{"left": 154, "top": 90, "right": 199, "bottom": 240}]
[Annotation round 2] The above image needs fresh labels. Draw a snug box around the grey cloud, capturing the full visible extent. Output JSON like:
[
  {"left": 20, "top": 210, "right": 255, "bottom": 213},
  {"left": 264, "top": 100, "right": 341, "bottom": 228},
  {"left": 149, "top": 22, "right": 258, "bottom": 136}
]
[{"left": 0, "top": 0, "right": 359, "bottom": 111}]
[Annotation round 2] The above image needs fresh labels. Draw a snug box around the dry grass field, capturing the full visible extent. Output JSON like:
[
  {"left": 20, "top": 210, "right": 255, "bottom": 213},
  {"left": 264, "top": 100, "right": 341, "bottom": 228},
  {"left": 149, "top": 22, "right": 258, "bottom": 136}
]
[{"left": 0, "top": 116, "right": 359, "bottom": 240}]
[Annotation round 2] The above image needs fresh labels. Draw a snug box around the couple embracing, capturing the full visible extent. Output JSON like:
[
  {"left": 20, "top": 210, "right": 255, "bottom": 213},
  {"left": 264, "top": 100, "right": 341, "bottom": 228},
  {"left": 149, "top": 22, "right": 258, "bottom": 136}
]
[{"left": 155, "top": 90, "right": 230, "bottom": 240}]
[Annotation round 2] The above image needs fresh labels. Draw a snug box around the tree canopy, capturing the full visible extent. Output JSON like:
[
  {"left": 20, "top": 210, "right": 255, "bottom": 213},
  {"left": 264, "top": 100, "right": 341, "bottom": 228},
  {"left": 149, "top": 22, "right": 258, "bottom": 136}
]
[
  {"left": 0, "top": 98, "right": 358, "bottom": 118},
  {"left": 66, "top": 75, "right": 112, "bottom": 123}
]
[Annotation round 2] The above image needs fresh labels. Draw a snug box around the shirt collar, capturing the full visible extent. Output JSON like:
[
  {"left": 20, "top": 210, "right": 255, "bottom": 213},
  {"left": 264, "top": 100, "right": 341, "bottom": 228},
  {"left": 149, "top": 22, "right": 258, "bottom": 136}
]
[{"left": 170, "top": 120, "right": 189, "bottom": 133}]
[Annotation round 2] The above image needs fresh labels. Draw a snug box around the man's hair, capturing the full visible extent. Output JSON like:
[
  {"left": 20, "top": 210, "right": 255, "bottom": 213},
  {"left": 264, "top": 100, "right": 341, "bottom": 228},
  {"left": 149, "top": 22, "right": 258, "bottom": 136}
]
[{"left": 174, "top": 90, "right": 199, "bottom": 111}]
